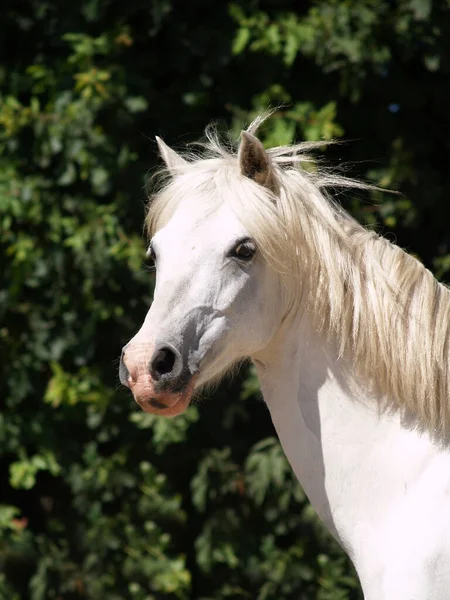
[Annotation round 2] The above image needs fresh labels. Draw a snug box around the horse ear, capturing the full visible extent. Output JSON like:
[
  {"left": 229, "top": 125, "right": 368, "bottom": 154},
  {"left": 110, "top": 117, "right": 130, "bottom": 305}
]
[
  {"left": 155, "top": 136, "right": 187, "bottom": 171},
  {"left": 238, "top": 131, "right": 278, "bottom": 193}
]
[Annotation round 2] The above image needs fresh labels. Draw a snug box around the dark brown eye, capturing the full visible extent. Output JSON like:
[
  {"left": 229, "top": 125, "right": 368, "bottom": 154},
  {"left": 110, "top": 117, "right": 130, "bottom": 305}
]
[
  {"left": 230, "top": 239, "right": 257, "bottom": 261},
  {"left": 146, "top": 243, "right": 156, "bottom": 265}
]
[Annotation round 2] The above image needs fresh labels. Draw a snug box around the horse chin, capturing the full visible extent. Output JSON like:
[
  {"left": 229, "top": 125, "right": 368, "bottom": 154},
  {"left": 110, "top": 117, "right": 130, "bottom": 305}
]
[
  {"left": 138, "top": 393, "right": 191, "bottom": 417},
  {"left": 131, "top": 375, "right": 198, "bottom": 418}
]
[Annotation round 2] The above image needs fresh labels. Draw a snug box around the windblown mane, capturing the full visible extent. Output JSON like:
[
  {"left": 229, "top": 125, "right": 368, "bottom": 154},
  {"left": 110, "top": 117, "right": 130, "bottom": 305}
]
[{"left": 147, "top": 116, "right": 450, "bottom": 435}]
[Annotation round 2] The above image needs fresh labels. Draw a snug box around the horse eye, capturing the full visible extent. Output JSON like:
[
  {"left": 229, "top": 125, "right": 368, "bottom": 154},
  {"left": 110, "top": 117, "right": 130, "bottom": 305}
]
[
  {"left": 146, "top": 243, "right": 157, "bottom": 265},
  {"left": 231, "top": 239, "right": 257, "bottom": 261}
]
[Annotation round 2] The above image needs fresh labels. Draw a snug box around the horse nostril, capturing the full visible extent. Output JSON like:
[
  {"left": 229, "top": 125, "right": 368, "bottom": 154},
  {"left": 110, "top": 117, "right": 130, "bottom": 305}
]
[
  {"left": 149, "top": 345, "right": 181, "bottom": 381},
  {"left": 152, "top": 348, "right": 175, "bottom": 376},
  {"left": 119, "top": 351, "right": 131, "bottom": 387}
]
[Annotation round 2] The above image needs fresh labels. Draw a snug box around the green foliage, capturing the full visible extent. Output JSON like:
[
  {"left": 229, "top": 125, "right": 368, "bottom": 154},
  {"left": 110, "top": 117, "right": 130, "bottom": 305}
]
[
  {"left": 9, "top": 452, "right": 61, "bottom": 490},
  {"left": 129, "top": 407, "right": 200, "bottom": 454},
  {"left": 2, "top": 0, "right": 450, "bottom": 598}
]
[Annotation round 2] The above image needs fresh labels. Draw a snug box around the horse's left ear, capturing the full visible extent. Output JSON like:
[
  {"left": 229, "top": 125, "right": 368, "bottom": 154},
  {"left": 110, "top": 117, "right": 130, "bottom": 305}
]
[
  {"left": 238, "top": 131, "right": 278, "bottom": 193},
  {"left": 156, "top": 136, "right": 187, "bottom": 172}
]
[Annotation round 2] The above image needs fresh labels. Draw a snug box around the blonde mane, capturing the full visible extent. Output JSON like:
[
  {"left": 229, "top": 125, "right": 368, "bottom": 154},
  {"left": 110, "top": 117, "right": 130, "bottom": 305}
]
[{"left": 147, "top": 117, "right": 450, "bottom": 435}]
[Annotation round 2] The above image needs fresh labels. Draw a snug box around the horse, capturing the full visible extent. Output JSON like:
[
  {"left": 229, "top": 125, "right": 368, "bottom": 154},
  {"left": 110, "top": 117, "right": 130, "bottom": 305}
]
[{"left": 119, "top": 114, "right": 450, "bottom": 599}]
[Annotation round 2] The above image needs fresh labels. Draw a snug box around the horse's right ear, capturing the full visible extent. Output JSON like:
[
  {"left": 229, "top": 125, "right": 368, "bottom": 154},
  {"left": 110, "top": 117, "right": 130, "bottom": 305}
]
[
  {"left": 156, "top": 136, "right": 187, "bottom": 172},
  {"left": 238, "top": 131, "right": 278, "bottom": 194}
]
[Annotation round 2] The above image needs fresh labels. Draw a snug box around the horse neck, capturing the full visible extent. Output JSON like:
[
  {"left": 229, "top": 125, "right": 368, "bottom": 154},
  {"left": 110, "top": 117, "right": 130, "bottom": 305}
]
[{"left": 252, "top": 311, "right": 444, "bottom": 558}]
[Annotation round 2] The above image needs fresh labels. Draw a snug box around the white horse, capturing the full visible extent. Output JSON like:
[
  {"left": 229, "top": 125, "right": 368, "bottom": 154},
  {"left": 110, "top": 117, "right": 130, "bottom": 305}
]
[{"left": 120, "top": 115, "right": 450, "bottom": 599}]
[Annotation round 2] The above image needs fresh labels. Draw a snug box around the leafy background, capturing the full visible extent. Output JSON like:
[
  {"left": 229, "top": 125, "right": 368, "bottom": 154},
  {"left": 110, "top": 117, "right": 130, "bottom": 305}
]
[{"left": 1, "top": 0, "right": 449, "bottom": 598}]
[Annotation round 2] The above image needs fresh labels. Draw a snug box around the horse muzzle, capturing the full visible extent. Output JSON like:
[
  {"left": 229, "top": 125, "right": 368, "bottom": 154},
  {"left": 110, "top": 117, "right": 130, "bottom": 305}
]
[{"left": 119, "top": 342, "right": 197, "bottom": 416}]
